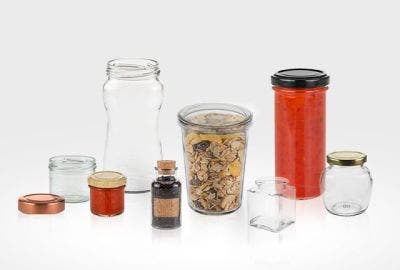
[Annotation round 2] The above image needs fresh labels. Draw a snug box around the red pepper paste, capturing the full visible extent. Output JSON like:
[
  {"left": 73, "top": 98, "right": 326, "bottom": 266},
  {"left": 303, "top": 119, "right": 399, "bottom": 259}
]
[
  {"left": 272, "top": 69, "right": 329, "bottom": 199},
  {"left": 88, "top": 171, "right": 126, "bottom": 216}
]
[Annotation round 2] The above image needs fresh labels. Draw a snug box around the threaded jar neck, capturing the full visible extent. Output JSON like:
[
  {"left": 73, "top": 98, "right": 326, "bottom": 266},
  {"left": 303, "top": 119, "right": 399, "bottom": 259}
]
[
  {"left": 49, "top": 155, "right": 96, "bottom": 172},
  {"left": 107, "top": 58, "right": 160, "bottom": 80}
]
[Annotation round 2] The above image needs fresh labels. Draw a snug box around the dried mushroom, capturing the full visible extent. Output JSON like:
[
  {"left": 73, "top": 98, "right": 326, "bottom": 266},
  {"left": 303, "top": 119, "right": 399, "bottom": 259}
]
[{"left": 183, "top": 113, "right": 246, "bottom": 213}]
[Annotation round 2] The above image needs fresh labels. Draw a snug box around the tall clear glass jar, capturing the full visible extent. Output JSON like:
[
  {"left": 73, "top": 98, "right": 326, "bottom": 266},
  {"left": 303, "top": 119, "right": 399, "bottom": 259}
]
[
  {"left": 323, "top": 151, "right": 373, "bottom": 216},
  {"left": 178, "top": 103, "right": 252, "bottom": 215},
  {"left": 103, "top": 58, "right": 163, "bottom": 193}
]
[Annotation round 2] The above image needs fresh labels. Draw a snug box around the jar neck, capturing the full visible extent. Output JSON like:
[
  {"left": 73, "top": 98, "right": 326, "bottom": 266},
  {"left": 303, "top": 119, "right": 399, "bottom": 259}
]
[
  {"left": 49, "top": 155, "right": 96, "bottom": 172},
  {"left": 329, "top": 164, "right": 363, "bottom": 169},
  {"left": 157, "top": 175, "right": 176, "bottom": 183},
  {"left": 157, "top": 171, "right": 176, "bottom": 178},
  {"left": 273, "top": 86, "right": 328, "bottom": 94},
  {"left": 107, "top": 58, "right": 160, "bottom": 80}
]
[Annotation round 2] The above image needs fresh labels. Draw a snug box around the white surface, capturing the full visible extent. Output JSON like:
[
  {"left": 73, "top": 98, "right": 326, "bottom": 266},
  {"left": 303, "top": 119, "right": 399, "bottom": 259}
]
[{"left": 1, "top": 0, "right": 400, "bottom": 269}]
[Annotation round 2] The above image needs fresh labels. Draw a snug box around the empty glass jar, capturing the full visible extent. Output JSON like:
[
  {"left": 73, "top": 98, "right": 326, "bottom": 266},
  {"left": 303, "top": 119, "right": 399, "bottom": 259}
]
[
  {"left": 103, "top": 58, "right": 164, "bottom": 193},
  {"left": 323, "top": 151, "right": 373, "bottom": 216},
  {"left": 49, "top": 155, "right": 96, "bottom": 203},
  {"left": 247, "top": 177, "right": 296, "bottom": 232}
]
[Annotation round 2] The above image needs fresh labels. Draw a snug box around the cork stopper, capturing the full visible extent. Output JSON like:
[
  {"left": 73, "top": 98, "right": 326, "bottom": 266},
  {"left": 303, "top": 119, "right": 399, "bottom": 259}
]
[{"left": 156, "top": 160, "right": 177, "bottom": 175}]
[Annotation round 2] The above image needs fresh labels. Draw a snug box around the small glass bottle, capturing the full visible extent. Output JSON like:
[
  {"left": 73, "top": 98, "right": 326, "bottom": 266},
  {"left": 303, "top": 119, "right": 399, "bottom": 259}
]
[
  {"left": 151, "top": 160, "right": 181, "bottom": 229},
  {"left": 323, "top": 151, "right": 373, "bottom": 216}
]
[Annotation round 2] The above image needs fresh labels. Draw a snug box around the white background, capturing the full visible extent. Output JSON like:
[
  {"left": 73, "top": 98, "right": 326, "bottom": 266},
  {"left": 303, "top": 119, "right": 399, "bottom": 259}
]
[{"left": 1, "top": 0, "right": 399, "bottom": 269}]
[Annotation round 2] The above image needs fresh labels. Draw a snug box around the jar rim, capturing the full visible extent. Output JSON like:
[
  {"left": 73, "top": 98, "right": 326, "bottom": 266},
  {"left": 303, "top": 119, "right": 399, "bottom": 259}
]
[
  {"left": 107, "top": 58, "right": 160, "bottom": 79},
  {"left": 49, "top": 155, "right": 96, "bottom": 171},
  {"left": 177, "top": 103, "right": 253, "bottom": 129},
  {"left": 247, "top": 177, "right": 296, "bottom": 198}
]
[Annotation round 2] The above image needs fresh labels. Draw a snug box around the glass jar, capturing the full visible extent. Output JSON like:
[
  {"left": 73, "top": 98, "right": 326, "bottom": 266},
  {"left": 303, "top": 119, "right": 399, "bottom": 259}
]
[
  {"left": 271, "top": 69, "right": 329, "bottom": 199},
  {"left": 103, "top": 58, "right": 163, "bottom": 193},
  {"left": 178, "top": 103, "right": 252, "bottom": 215},
  {"left": 88, "top": 171, "right": 126, "bottom": 217},
  {"left": 49, "top": 155, "right": 96, "bottom": 203},
  {"left": 247, "top": 177, "right": 296, "bottom": 232},
  {"left": 323, "top": 151, "right": 373, "bottom": 216}
]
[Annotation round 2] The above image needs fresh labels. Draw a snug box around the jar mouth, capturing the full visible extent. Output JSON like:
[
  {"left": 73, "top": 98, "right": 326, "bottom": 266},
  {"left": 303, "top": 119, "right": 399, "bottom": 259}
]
[
  {"left": 49, "top": 155, "right": 96, "bottom": 171},
  {"left": 107, "top": 58, "right": 160, "bottom": 79},
  {"left": 248, "top": 177, "right": 296, "bottom": 198},
  {"left": 178, "top": 103, "right": 253, "bottom": 129}
]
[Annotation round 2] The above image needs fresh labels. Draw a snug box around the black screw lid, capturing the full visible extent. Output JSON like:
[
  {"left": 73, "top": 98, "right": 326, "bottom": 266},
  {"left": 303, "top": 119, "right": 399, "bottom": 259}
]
[{"left": 271, "top": 68, "right": 329, "bottom": 88}]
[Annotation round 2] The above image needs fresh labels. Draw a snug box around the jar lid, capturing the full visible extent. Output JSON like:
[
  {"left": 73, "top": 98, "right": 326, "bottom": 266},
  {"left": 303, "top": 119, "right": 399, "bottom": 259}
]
[
  {"left": 178, "top": 103, "right": 252, "bottom": 130},
  {"left": 271, "top": 68, "right": 329, "bottom": 88},
  {"left": 18, "top": 193, "right": 65, "bottom": 214},
  {"left": 88, "top": 171, "right": 127, "bottom": 188},
  {"left": 327, "top": 151, "right": 367, "bottom": 166}
]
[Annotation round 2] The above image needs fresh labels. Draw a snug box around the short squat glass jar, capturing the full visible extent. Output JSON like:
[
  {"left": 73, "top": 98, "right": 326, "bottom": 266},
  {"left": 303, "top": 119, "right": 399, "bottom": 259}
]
[
  {"left": 88, "top": 171, "right": 126, "bottom": 217},
  {"left": 49, "top": 155, "right": 96, "bottom": 203},
  {"left": 323, "top": 151, "right": 373, "bottom": 216},
  {"left": 178, "top": 103, "right": 252, "bottom": 215}
]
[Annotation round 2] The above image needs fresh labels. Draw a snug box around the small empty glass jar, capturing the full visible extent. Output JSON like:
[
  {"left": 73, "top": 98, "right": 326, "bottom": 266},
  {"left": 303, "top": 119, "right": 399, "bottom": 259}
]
[
  {"left": 49, "top": 155, "right": 96, "bottom": 203},
  {"left": 247, "top": 177, "right": 296, "bottom": 232},
  {"left": 323, "top": 151, "right": 373, "bottom": 216}
]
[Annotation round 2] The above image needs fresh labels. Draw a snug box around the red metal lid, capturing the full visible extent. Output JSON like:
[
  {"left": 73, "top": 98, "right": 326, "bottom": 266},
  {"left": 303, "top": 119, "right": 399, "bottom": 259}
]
[{"left": 18, "top": 193, "right": 65, "bottom": 214}]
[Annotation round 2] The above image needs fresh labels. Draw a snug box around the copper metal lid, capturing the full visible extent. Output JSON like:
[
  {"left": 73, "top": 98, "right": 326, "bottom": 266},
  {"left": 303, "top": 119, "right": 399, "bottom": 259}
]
[
  {"left": 327, "top": 151, "right": 367, "bottom": 166},
  {"left": 18, "top": 193, "right": 65, "bottom": 214},
  {"left": 88, "top": 171, "right": 127, "bottom": 188}
]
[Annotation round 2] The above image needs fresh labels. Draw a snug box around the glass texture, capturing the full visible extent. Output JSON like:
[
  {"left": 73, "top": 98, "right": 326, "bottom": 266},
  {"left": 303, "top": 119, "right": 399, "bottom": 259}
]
[
  {"left": 247, "top": 177, "right": 296, "bottom": 232},
  {"left": 103, "top": 58, "right": 163, "bottom": 193},
  {"left": 178, "top": 103, "right": 252, "bottom": 215},
  {"left": 49, "top": 155, "right": 96, "bottom": 203},
  {"left": 323, "top": 164, "right": 373, "bottom": 216}
]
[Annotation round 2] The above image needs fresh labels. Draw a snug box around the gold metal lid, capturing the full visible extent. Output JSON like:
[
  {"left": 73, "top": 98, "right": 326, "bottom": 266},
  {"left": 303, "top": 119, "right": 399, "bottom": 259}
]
[
  {"left": 88, "top": 171, "right": 127, "bottom": 188},
  {"left": 327, "top": 151, "right": 367, "bottom": 166}
]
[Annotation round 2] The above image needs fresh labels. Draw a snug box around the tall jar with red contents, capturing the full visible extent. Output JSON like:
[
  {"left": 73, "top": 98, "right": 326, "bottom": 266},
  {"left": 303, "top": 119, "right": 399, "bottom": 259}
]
[{"left": 271, "top": 69, "right": 329, "bottom": 199}]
